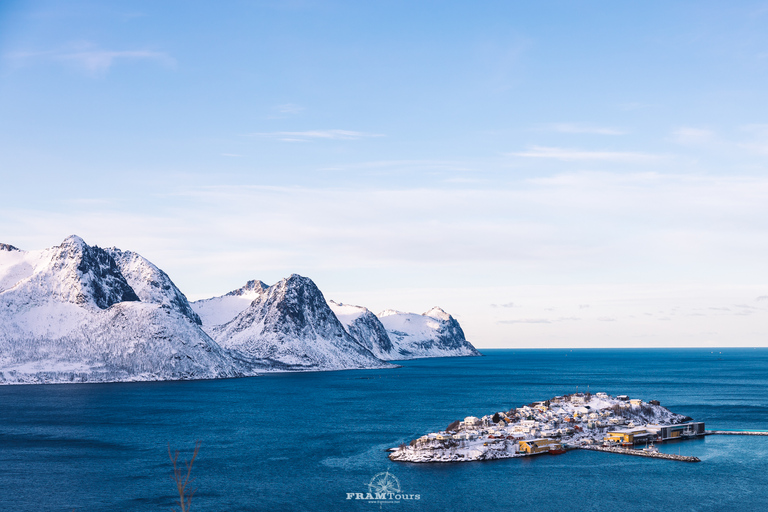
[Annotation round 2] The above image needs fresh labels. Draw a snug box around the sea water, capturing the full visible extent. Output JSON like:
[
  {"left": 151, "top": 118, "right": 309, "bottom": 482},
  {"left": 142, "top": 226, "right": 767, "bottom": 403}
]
[{"left": 1, "top": 348, "right": 767, "bottom": 511}]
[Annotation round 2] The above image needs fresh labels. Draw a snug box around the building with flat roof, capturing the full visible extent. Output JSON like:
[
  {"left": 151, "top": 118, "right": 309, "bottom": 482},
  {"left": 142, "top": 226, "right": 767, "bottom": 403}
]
[
  {"left": 604, "top": 428, "right": 654, "bottom": 445},
  {"left": 518, "top": 438, "right": 561, "bottom": 454},
  {"left": 645, "top": 422, "right": 705, "bottom": 440}
]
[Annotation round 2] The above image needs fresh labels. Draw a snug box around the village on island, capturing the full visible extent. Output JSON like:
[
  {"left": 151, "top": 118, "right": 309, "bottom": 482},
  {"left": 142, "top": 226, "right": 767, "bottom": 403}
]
[{"left": 389, "top": 392, "right": 709, "bottom": 463}]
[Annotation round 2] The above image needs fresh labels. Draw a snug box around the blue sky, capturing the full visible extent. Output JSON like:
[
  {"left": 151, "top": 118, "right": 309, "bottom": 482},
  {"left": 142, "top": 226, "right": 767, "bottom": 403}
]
[{"left": 2, "top": 1, "right": 768, "bottom": 347}]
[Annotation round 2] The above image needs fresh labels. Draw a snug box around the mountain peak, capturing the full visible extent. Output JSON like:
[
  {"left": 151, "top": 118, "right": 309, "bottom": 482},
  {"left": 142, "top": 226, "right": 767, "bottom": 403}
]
[
  {"left": 48, "top": 236, "right": 140, "bottom": 309},
  {"left": 211, "top": 274, "right": 390, "bottom": 371},
  {"left": 424, "top": 306, "right": 451, "bottom": 321},
  {"left": 226, "top": 279, "right": 269, "bottom": 297},
  {"left": 60, "top": 234, "right": 86, "bottom": 248},
  {"left": 0, "top": 243, "right": 19, "bottom": 252},
  {"left": 105, "top": 247, "right": 201, "bottom": 325}
]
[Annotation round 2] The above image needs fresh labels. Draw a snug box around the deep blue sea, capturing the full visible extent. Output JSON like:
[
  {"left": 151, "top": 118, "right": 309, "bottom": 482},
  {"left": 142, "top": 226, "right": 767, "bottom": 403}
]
[{"left": 1, "top": 349, "right": 768, "bottom": 512}]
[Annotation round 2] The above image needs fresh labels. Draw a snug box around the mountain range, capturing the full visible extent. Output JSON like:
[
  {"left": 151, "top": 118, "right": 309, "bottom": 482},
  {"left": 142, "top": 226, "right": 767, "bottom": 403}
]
[{"left": 0, "top": 236, "right": 480, "bottom": 384}]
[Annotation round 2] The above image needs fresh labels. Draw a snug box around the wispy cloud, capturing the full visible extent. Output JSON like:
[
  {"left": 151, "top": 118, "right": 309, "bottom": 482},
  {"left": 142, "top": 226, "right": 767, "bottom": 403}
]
[
  {"left": 248, "top": 129, "right": 384, "bottom": 142},
  {"left": 265, "top": 103, "right": 305, "bottom": 119},
  {"left": 508, "top": 146, "right": 661, "bottom": 162},
  {"left": 670, "top": 127, "right": 716, "bottom": 146},
  {"left": 499, "top": 319, "right": 551, "bottom": 324},
  {"left": 543, "top": 123, "right": 626, "bottom": 135},
  {"left": 275, "top": 103, "right": 304, "bottom": 114},
  {"left": 6, "top": 44, "right": 174, "bottom": 75}
]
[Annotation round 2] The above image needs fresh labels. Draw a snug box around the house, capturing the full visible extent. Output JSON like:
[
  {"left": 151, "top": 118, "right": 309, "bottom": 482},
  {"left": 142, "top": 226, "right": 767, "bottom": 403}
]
[
  {"left": 518, "top": 438, "right": 561, "bottom": 454},
  {"left": 629, "top": 399, "right": 643, "bottom": 407},
  {"left": 463, "top": 416, "right": 481, "bottom": 428},
  {"left": 617, "top": 395, "right": 629, "bottom": 401},
  {"left": 595, "top": 392, "right": 609, "bottom": 398},
  {"left": 571, "top": 395, "right": 586, "bottom": 405},
  {"left": 604, "top": 428, "right": 653, "bottom": 445}
]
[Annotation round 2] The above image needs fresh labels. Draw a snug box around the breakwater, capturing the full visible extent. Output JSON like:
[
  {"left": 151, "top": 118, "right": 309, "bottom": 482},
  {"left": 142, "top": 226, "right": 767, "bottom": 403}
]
[
  {"left": 706, "top": 430, "right": 768, "bottom": 436},
  {"left": 578, "top": 444, "right": 700, "bottom": 462}
]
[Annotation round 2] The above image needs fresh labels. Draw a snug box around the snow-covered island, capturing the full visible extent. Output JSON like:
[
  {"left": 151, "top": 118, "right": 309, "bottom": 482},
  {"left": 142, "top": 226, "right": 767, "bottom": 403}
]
[
  {"left": 389, "top": 393, "right": 705, "bottom": 463},
  {"left": 0, "top": 236, "right": 480, "bottom": 384}
]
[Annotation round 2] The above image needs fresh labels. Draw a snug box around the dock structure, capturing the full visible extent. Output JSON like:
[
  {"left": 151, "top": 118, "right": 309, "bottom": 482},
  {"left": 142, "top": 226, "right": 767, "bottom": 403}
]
[
  {"left": 578, "top": 445, "right": 700, "bottom": 462},
  {"left": 706, "top": 430, "right": 768, "bottom": 436}
]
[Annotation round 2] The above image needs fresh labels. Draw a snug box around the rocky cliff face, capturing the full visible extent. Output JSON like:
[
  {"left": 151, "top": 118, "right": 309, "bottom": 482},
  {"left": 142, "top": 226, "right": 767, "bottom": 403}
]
[
  {"left": 327, "top": 300, "right": 397, "bottom": 360},
  {"left": 377, "top": 307, "right": 481, "bottom": 360},
  {"left": 106, "top": 247, "right": 201, "bottom": 325},
  {"left": 8, "top": 235, "right": 141, "bottom": 309},
  {"left": 211, "top": 275, "right": 393, "bottom": 371},
  {"left": 0, "top": 236, "right": 253, "bottom": 384}
]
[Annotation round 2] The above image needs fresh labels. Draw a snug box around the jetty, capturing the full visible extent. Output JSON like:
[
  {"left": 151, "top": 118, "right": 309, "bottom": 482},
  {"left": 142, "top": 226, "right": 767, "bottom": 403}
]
[
  {"left": 578, "top": 444, "right": 700, "bottom": 462},
  {"left": 706, "top": 430, "right": 768, "bottom": 436}
]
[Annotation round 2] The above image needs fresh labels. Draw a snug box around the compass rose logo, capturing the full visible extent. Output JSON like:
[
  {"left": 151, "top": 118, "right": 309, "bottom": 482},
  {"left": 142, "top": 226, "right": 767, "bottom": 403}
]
[
  {"left": 345, "top": 470, "right": 420, "bottom": 504},
  {"left": 367, "top": 471, "right": 401, "bottom": 496}
]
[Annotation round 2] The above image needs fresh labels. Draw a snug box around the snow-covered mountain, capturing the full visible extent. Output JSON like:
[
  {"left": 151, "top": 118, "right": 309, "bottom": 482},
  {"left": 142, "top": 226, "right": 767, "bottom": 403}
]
[
  {"left": 105, "top": 247, "right": 202, "bottom": 325},
  {"left": 210, "top": 275, "right": 394, "bottom": 371},
  {"left": 377, "top": 307, "right": 481, "bottom": 359},
  {"left": 327, "top": 300, "right": 398, "bottom": 360},
  {"left": 0, "top": 236, "right": 477, "bottom": 384},
  {"left": 0, "top": 236, "right": 252, "bottom": 384},
  {"left": 191, "top": 279, "right": 268, "bottom": 327}
]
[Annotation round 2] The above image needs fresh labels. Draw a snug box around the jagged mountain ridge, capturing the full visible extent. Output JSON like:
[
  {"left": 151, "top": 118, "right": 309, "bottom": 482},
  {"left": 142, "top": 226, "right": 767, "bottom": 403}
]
[
  {"left": 327, "top": 300, "right": 398, "bottom": 360},
  {"left": 0, "top": 236, "right": 251, "bottom": 384},
  {"left": 0, "top": 236, "right": 479, "bottom": 384},
  {"left": 191, "top": 279, "right": 268, "bottom": 327},
  {"left": 0, "top": 235, "right": 139, "bottom": 309},
  {"left": 210, "top": 275, "right": 394, "bottom": 370},
  {"left": 377, "top": 307, "right": 481, "bottom": 359},
  {"left": 106, "top": 247, "right": 202, "bottom": 325}
]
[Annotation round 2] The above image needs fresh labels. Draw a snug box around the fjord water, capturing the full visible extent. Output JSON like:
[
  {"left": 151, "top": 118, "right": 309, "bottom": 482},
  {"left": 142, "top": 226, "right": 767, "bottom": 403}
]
[{"left": 1, "top": 349, "right": 767, "bottom": 512}]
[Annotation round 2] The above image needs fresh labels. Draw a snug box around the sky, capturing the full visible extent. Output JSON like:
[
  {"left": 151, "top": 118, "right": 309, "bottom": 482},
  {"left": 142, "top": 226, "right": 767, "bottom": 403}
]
[{"left": 1, "top": 0, "right": 768, "bottom": 348}]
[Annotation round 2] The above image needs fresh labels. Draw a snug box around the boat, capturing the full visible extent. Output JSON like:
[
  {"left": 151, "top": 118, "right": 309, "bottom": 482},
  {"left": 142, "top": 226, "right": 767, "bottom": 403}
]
[
  {"left": 680, "top": 426, "right": 696, "bottom": 438},
  {"left": 642, "top": 441, "right": 659, "bottom": 453},
  {"left": 548, "top": 446, "right": 566, "bottom": 455}
]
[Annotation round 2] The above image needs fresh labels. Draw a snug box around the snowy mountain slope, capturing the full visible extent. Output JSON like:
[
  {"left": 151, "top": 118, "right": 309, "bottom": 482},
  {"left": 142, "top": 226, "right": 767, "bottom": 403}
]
[
  {"left": 106, "top": 247, "right": 201, "bottom": 325},
  {"left": 191, "top": 279, "right": 268, "bottom": 327},
  {"left": 377, "top": 307, "right": 481, "bottom": 360},
  {"left": 0, "top": 236, "right": 256, "bottom": 384},
  {"left": 0, "top": 235, "right": 139, "bottom": 309},
  {"left": 0, "top": 302, "right": 252, "bottom": 384},
  {"left": 211, "top": 275, "right": 394, "bottom": 371},
  {"left": 327, "top": 300, "right": 397, "bottom": 360}
]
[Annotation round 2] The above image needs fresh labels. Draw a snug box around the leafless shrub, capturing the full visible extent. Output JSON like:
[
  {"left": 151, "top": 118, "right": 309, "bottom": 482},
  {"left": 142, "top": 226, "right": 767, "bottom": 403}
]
[{"left": 168, "top": 441, "right": 201, "bottom": 512}]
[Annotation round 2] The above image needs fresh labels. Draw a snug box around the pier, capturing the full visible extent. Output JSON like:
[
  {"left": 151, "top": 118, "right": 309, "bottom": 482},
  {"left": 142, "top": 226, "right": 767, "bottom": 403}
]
[
  {"left": 706, "top": 430, "right": 768, "bottom": 436},
  {"left": 577, "top": 444, "right": 700, "bottom": 462}
]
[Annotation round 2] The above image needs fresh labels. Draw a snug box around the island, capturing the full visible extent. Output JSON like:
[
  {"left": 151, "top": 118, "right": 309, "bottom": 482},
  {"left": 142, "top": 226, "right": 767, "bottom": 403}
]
[{"left": 389, "top": 392, "right": 707, "bottom": 463}]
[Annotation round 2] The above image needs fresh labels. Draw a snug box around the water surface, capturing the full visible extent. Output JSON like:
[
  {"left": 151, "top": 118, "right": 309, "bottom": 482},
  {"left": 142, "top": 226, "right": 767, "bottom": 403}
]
[{"left": 1, "top": 348, "right": 766, "bottom": 511}]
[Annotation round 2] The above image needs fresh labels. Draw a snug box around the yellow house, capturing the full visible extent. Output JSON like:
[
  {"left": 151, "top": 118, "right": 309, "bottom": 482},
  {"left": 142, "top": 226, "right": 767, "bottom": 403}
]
[
  {"left": 604, "top": 428, "right": 648, "bottom": 444},
  {"left": 518, "top": 439, "right": 561, "bottom": 454}
]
